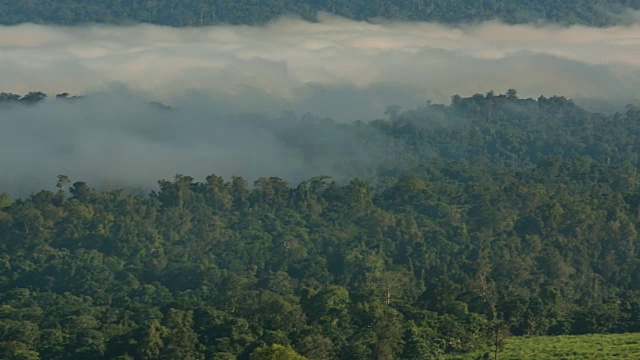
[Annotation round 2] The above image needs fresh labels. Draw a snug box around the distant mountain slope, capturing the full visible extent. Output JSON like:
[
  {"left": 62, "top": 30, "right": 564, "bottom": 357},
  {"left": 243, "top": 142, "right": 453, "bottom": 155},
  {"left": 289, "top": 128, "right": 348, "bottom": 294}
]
[{"left": 1, "top": 0, "right": 640, "bottom": 26}]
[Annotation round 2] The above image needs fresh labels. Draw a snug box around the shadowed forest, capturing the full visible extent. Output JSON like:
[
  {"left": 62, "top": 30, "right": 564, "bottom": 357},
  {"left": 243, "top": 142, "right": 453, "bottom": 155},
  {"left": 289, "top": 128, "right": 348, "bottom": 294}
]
[
  {"left": 3, "top": 2, "right": 640, "bottom": 360},
  {"left": 1, "top": 91, "right": 640, "bottom": 359},
  {"left": 3, "top": 0, "right": 640, "bottom": 26}
]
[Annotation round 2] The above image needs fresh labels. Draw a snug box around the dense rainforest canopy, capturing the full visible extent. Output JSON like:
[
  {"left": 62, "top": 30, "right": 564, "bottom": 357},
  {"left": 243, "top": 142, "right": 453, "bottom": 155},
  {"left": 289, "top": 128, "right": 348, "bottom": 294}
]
[
  {"left": 2, "top": 0, "right": 640, "bottom": 26},
  {"left": 1, "top": 91, "right": 640, "bottom": 359}
]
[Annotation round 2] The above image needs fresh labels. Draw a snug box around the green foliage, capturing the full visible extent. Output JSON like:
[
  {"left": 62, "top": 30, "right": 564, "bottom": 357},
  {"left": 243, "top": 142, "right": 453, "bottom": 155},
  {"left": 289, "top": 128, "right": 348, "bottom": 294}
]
[
  {"left": 1, "top": 0, "right": 640, "bottom": 26},
  {"left": 1, "top": 91, "right": 640, "bottom": 358},
  {"left": 249, "top": 344, "right": 306, "bottom": 360},
  {"left": 447, "top": 333, "right": 640, "bottom": 360}
]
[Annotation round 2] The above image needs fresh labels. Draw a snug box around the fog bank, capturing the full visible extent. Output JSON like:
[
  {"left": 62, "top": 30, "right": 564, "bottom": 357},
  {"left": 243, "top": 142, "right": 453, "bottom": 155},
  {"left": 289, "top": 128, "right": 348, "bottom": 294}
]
[
  {"left": 2, "top": 15, "right": 640, "bottom": 118},
  {"left": 3, "top": 15, "right": 640, "bottom": 194}
]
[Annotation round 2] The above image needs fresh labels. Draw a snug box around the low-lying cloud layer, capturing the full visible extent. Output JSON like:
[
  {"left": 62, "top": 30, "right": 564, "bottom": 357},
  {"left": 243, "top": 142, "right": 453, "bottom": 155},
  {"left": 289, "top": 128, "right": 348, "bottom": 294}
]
[
  {"left": 0, "top": 91, "right": 398, "bottom": 196},
  {"left": 3, "top": 15, "right": 640, "bottom": 117},
  {"left": 2, "top": 15, "right": 640, "bottom": 194}
]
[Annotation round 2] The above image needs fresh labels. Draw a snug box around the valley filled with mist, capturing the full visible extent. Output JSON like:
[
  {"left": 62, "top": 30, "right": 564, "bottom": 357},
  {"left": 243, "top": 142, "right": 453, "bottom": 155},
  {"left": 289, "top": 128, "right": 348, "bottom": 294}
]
[
  {"left": 4, "top": 16, "right": 640, "bottom": 193},
  {"left": 1, "top": 3, "right": 640, "bottom": 360}
]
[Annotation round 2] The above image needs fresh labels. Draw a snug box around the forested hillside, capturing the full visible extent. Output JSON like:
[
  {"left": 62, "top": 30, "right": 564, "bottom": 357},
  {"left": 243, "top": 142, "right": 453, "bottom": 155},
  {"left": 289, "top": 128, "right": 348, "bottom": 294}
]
[
  {"left": 3, "top": 90, "right": 639, "bottom": 170},
  {"left": 2, "top": 0, "right": 640, "bottom": 26},
  {"left": 1, "top": 91, "right": 640, "bottom": 359}
]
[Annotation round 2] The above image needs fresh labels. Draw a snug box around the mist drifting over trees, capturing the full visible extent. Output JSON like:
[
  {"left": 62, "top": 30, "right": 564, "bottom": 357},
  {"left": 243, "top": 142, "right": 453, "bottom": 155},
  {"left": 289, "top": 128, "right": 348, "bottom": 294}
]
[{"left": 2, "top": 2, "right": 640, "bottom": 360}]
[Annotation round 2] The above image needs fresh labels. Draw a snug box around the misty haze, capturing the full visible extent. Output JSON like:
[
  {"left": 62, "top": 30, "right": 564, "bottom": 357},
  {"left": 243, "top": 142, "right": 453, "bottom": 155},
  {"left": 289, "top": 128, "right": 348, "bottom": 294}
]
[
  {"left": 2, "top": 3, "right": 640, "bottom": 360},
  {"left": 4, "top": 15, "right": 640, "bottom": 194}
]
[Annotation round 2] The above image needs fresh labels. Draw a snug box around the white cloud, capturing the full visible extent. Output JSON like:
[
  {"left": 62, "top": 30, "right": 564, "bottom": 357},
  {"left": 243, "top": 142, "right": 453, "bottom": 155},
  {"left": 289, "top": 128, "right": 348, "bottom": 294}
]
[
  {"left": 1, "top": 15, "right": 640, "bottom": 117},
  {"left": 2, "top": 15, "right": 640, "bottom": 194}
]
